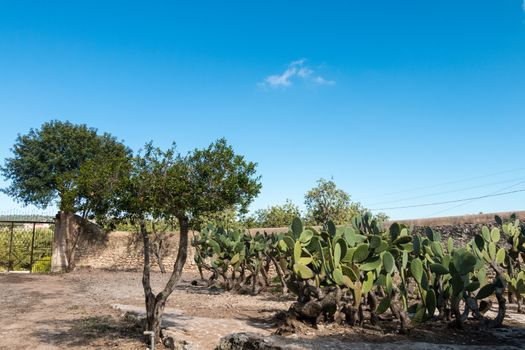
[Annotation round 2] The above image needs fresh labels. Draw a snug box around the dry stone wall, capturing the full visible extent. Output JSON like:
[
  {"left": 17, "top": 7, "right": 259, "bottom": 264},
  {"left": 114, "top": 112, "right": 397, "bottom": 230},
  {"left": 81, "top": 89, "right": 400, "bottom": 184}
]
[
  {"left": 411, "top": 222, "right": 498, "bottom": 247},
  {"left": 72, "top": 211, "right": 525, "bottom": 272},
  {"left": 74, "top": 230, "right": 197, "bottom": 272},
  {"left": 396, "top": 211, "right": 525, "bottom": 247}
]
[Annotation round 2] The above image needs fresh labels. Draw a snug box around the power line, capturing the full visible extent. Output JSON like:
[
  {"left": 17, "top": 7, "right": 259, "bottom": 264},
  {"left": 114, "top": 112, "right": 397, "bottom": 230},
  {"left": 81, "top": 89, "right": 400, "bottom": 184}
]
[
  {"left": 367, "top": 177, "right": 525, "bottom": 206},
  {"left": 426, "top": 180, "right": 525, "bottom": 217},
  {"left": 360, "top": 167, "right": 525, "bottom": 201},
  {"left": 369, "top": 188, "right": 525, "bottom": 211}
]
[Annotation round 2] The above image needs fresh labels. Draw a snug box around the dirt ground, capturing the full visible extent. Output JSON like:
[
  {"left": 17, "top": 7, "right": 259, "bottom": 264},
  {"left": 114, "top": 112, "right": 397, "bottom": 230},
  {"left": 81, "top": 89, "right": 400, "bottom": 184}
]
[{"left": 1, "top": 270, "right": 525, "bottom": 349}]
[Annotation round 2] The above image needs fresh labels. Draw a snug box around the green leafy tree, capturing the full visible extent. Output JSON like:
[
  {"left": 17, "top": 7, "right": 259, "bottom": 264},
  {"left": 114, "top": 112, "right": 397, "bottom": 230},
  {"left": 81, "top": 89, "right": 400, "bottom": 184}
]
[
  {"left": 304, "top": 178, "right": 363, "bottom": 225},
  {"left": 253, "top": 199, "right": 301, "bottom": 227},
  {"left": 375, "top": 211, "right": 390, "bottom": 222},
  {"left": 1, "top": 120, "right": 131, "bottom": 271},
  {"left": 116, "top": 138, "right": 261, "bottom": 342},
  {"left": 240, "top": 214, "right": 258, "bottom": 229},
  {"left": 194, "top": 206, "right": 246, "bottom": 231}
]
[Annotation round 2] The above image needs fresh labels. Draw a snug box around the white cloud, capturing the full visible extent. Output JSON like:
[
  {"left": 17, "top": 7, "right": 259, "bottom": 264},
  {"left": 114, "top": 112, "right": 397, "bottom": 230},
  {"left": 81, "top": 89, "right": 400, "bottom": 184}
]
[
  {"left": 297, "top": 66, "right": 313, "bottom": 78},
  {"left": 263, "top": 67, "right": 296, "bottom": 87},
  {"left": 260, "top": 59, "right": 335, "bottom": 88},
  {"left": 312, "top": 76, "right": 335, "bottom": 86},
  {"left": 290, "top": 58, "right": 306, "bottom": 66}
]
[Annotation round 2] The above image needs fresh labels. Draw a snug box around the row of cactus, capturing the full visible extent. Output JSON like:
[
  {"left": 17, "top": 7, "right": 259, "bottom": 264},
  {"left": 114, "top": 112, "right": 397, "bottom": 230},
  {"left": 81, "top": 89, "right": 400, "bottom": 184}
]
[
  {"left": 192, "top": 225, "right": 286, "bottom": 294},
  {"left": 282, "top": 214, "right": 522, "bottom": 331},
  {"left": 191, "top": 214, "right": 525, "bottom": 331}
]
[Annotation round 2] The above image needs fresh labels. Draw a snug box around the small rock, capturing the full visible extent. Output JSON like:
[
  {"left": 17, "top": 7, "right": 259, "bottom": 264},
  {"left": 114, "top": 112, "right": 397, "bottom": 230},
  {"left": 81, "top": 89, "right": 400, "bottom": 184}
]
[
  {"left": 163, "top": 335, "right": 191, "bottom": 350},
  {"left": 215, "top": 332, "right": 283, "bottom": 350}
]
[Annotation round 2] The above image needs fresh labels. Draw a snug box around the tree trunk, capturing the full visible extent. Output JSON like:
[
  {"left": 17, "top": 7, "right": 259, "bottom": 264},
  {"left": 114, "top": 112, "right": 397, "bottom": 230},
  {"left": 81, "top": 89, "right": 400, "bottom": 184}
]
[
  {"left": 153, "top": 241, "right": 167, "bottom": 273},
  {"left": 51, "top": 211, "right": 77, "bottom": 272},
  {"left": 151, "top": 222, "right": 167, "bottom": 273},
  {"left": 143, "top": 215, "right": 190, "bottom": 342},
  {"left": 140, "top": 221, "right": 157, "bottom": 338},
  {"left": 66, "top": 213, "right": 86, "bottom": 272},
  {"left": 51, "top": 211, "right": 90, "bottom": 272}
]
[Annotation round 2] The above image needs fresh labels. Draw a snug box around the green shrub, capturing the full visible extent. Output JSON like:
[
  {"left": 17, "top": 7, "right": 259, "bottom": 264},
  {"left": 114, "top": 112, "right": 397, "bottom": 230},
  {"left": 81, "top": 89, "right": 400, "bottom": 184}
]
[
  {"left": 32, "top": 256, "right": 51, "bottom": 273},
  {"left": 0, "top": 228, "right": 53, "bottom": 271}
]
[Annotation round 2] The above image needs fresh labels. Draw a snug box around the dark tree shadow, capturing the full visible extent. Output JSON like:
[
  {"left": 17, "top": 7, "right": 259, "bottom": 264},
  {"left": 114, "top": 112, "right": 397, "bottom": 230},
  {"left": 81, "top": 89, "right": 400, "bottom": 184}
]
[{"left": 31, "top": 314, "right": 144, "bottom": 348}]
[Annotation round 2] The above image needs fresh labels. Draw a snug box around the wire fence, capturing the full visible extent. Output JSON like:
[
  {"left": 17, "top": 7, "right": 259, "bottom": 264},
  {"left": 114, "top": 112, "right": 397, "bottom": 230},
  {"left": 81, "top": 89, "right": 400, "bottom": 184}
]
[
  {"left": 0, "top": 210, "right": 55, "bottom": 272},
  {"left": 0, "top": 209, "right": 56, "bottom": 223}
]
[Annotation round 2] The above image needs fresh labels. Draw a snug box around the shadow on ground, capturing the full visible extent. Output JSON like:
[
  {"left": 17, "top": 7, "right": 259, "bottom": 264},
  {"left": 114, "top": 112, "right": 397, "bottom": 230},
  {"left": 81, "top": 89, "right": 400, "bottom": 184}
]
[{"left": 31, "top": 314, "right": 144, "bottom": 348}]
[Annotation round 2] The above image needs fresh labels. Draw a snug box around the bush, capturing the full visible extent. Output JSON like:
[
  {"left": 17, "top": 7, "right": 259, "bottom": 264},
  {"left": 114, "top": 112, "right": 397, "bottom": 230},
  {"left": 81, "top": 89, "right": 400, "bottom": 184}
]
[
  {"left": 0, "top": 228, "right": 53, "bottom": 271},
  {"left": 32, "top": 256, "right": 51, "bottom": 273}
]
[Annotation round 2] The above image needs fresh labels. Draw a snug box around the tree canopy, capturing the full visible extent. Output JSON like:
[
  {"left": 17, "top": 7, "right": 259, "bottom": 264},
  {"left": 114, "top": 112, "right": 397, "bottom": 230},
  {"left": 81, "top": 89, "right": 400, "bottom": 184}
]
[
  {"left": 116, "top": 138, "right": 261, "bottom": 225},
  {"left": 1, "top": 120, "right": 131, "bottom": 216},
  {"left": 304, "top": 178, "right": 363, "bottom": 225},
  {"left": 252, "top": 199, "right": 301, "bottom": 227}
]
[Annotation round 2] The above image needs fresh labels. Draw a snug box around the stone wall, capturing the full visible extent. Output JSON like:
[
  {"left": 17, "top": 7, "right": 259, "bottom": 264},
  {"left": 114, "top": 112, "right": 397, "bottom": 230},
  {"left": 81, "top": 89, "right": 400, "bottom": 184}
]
[
  {"left": 72, "top": 211, "right": 525, "bottom": 272},
  {"left": 393, "top": 211, "right": 525, "bottom": 227},
  {"left": 396, "top": 211, "right": 525, "bottom": 247},
  {"left": 74, "top": 230, "right": 197, "bottom": 272},
  {"left": 411, "top": 222, "right": 498, "bottom": 247}
]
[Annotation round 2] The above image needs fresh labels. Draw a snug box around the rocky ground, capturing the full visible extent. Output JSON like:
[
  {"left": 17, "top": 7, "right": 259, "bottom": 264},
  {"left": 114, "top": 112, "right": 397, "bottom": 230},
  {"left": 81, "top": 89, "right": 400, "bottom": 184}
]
[{"left": 1, "top": 270, "right": 525, "bottom": 349}]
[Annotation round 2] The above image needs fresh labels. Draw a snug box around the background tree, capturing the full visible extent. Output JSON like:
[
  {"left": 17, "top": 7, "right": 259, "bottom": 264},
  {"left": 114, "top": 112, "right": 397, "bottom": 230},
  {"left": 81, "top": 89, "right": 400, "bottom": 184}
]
[
  {"left": 194, "top": 206, "right": 245, "bottom": 231},
  {"left": 374, "top": 211, "right": 390, "bottom": 222},
  {"left": 304, "top": 178, "right": 389, "bottom": 225},
  {"left": 252, "top": 199, "right": 301, "bottom": 227},
  {"left": 116, "top": 138, "right": 261, "bottom": 342},
  {"left": 304, "top": 178, "right": 363, "bottom": 225},
  {"left": 1, "top": 120, "right": 131, "bottom": 271}
]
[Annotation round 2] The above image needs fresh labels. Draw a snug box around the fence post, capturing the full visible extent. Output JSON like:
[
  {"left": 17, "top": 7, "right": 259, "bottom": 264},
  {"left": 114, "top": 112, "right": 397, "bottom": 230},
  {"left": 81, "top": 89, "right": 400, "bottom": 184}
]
[
  {"left": 8, "top": 222, "right": 14, "bottom": 271},
  {"left": 29, "top": 222, "right": 36, "bottom": 273}
]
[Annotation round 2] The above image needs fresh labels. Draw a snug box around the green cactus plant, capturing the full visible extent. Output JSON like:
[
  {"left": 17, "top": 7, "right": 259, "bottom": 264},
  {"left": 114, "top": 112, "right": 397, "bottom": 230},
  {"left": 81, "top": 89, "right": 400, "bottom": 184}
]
[{"left": 192, "top": 214, "right": 522, "bottom": 332}]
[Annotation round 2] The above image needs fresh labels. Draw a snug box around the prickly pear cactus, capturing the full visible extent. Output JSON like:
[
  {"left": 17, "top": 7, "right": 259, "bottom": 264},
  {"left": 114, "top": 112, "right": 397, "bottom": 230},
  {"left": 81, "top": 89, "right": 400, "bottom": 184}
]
[{"left": 193, "top": 214, "right": 523, "bottom": 332}]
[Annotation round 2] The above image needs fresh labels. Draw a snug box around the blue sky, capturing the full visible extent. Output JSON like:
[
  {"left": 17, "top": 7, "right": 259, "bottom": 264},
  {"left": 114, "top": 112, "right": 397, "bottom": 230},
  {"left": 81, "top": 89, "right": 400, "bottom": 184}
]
[{"left": 0, "top": 1, "right": 524, "bottom": 220}]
